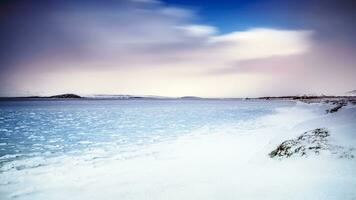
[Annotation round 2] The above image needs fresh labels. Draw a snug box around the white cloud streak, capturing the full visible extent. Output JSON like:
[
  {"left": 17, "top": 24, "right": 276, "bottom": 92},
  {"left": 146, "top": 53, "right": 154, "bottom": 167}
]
[{"left": 176, "top": 25, "right": 218, "bottom": 37}]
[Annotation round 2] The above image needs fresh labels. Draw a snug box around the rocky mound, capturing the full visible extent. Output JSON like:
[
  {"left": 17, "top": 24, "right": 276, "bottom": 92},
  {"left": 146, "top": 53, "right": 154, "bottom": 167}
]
[
  {"left": 269, "top": 128, "right": 354, "bottom": 159},
  {"left": 325, "top": 100, "right": 348, "bottom": 113}
]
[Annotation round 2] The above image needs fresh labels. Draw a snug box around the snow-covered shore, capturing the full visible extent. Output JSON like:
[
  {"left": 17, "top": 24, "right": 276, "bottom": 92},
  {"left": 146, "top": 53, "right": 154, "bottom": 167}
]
[{"left": 0, "top": 100, "right": 355, "bottom": 200}]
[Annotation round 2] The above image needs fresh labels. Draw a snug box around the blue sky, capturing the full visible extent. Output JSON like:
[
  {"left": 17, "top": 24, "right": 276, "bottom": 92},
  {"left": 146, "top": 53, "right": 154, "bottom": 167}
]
[
  {"left": 0, "top": 0, "right": 355, "bottom": 97},
  {"left": 165, "top": 0, "right": 286, "bottom": 32},
  {"left": 166, "top": 0, "right": 356, "bottom": 41}
]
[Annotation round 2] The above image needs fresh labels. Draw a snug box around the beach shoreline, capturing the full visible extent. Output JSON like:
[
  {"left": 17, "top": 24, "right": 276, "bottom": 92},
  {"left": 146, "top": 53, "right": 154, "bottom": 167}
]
[{"left": 0, "top": 98, "right": 355, "bottom": 199}]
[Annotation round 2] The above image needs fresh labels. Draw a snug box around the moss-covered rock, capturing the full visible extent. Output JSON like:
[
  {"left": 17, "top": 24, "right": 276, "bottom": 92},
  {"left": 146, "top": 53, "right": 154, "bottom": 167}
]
[{"left": 269, "top": 128, "right": 354, "bottom": 159}]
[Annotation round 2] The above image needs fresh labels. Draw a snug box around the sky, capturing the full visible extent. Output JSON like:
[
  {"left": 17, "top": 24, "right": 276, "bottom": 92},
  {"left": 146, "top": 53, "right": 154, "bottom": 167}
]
[{"left": 0, "top": 0, "right": 355, "bottom": 97}]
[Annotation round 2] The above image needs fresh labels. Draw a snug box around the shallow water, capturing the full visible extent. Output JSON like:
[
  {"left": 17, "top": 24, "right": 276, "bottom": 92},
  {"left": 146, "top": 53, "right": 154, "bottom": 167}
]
[{"left": 0, "top": 99, "right": 290, "bottom": 164}]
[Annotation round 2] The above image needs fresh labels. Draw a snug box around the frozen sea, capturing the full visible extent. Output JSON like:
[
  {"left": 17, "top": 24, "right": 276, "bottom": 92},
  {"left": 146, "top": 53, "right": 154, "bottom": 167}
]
[{"left": 0, "top": 99, "right": 356, "bottom": 199}]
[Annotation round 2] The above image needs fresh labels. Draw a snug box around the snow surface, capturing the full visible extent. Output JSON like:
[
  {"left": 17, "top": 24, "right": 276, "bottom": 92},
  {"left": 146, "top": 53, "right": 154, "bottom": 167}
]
[{"left": 0, "top": 100, "right": 355, "bottom": 199}]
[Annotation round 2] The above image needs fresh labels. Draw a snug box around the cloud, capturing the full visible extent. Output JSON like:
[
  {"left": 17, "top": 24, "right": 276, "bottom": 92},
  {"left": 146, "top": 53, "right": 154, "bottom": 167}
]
[
  {"left": 176, "top": 25, "right": 218, "bottom": 37},
  {"left": 0, "top": 0, "right": 313, "bottom": 71},
  {"left": 209, "top": 28, "right": 313, "bottom": 59},
  {"left": 0, "top": 0, "right": 318, "bottom": 96}
]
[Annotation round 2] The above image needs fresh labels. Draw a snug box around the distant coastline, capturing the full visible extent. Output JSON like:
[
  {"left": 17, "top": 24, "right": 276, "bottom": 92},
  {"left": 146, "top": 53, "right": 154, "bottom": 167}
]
[
  {"left": 0, "top": 93, "right": 355, "bottom": 103},
  {"left": 0, "top": 93, "right": 82, "bottom": 100}
]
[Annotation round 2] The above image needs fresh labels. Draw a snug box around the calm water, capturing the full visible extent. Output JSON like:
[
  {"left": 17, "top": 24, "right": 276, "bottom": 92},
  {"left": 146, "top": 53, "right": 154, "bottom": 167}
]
[{"left": 0, "top": 99, "right": 293, "bottom": 166}]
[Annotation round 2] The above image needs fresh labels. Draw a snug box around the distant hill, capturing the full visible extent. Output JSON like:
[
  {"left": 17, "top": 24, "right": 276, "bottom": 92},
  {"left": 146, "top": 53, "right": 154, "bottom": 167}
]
[
  {"left": 0, "top": 93, "right": 82, "bottom": 100},
  {"left": 179, "top": 96, "right": 202, "bottom": 100},
  {"left": 49, "top": 94, "right": 81, "bottom": 98}
]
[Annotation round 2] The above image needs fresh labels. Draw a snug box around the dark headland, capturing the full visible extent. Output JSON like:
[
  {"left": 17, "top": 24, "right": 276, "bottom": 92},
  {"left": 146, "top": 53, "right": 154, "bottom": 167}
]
[{"left": 0, "top": 93, "right": 82, "bottom": 100}]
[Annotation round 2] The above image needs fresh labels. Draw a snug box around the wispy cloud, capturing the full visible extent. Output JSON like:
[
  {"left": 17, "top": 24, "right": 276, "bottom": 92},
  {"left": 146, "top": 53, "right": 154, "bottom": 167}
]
[{"left": 176, "top": 25, "right": 218, "bottom": 37}]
